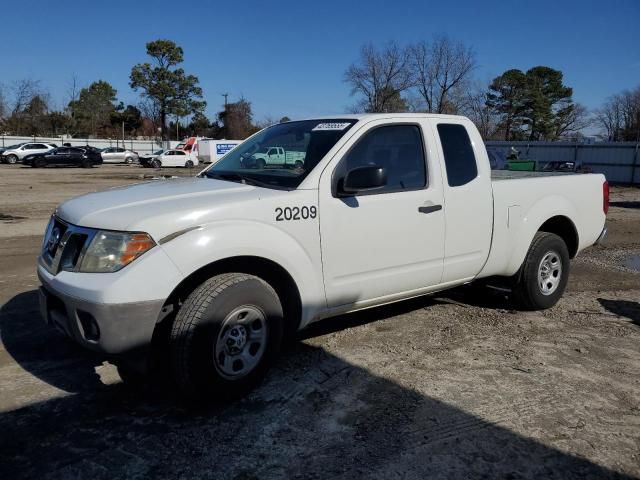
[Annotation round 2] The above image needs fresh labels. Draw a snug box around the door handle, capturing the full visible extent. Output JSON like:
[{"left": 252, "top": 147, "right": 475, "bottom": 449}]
[{"left": 418, "top": 205, "right": 442, "bottom": 214}]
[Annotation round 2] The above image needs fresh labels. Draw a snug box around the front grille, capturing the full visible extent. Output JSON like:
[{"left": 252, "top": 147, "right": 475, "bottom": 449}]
[{"left": 41, "top": 216, "right": 96, "bottom": 275}]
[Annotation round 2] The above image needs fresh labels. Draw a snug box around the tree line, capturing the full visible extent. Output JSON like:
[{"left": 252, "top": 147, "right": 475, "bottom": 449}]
[
  {"left": 0, "top": 40, "right": 268, "bottom": 141},
  {"left": 344, "top": 36, "right": 639, "bottom": 142}
]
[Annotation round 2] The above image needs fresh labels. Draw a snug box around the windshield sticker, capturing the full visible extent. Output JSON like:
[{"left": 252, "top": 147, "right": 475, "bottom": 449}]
[{"left": 312, "top": 122, "right": 351, "bottom": 131}]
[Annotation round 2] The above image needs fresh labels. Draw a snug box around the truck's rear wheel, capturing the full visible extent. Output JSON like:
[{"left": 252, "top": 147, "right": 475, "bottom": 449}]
[
  {"left": 512, "top": 232, "right": 569, "bottom": 310},
  {"left": 256, "top": 158, "right": 266, "bottom": 169},
  {"left": 169, "top": 273, "right": 283, "bottom": 401}
]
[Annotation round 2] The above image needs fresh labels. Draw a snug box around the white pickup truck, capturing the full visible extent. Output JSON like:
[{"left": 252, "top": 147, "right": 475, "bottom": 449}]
[
  {"left": 248, "top": 146, "right": 306, "bottom": 168},
  {"left": 37, "top": 114, "right": 608, "bottom": 400}
]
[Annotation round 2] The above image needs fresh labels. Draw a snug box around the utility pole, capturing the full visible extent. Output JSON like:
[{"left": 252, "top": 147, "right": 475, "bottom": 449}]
[{"left": 221, "top": 93, "right": 229, "bottom": 139}]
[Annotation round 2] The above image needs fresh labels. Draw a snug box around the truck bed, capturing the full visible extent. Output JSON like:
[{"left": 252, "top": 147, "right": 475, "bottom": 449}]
[{"left": 491, "top": 170, "right": 574, "bottom": 181}]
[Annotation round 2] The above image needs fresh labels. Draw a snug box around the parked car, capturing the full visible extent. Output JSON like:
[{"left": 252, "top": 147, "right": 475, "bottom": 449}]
[
  {"left": 1, "top": 142, "right": 57, "bottom": 164},
  {"left": 23, "top": 146, "right": 103, "bottom": 168},
  {"left": 36, "top": 113, "right": 608, "bottom": 401},
  {"left": 139, "top": 149, "right": 166, "bottom": 168},
  {"left": 100, "top": 147, "right": 139, "bottom": 164},
  {"left": 0, "top": 142, "right": 26, "bottom": 156},
  {"left": 151, "top": 149, "right": 198, "bottom": 168}
]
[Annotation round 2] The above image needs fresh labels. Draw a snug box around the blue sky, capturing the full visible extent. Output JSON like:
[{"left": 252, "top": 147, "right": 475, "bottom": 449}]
[{"left": 3, "top": 0, "right": 639, "bottom": 122}]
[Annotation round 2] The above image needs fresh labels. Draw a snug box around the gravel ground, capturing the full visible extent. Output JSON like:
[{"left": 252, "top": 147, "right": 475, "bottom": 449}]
[{"left": 0, "top": 164, "right": 638, "bottom": 479}]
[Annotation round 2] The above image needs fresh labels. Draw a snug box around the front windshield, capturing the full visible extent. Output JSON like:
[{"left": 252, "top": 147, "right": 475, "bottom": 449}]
[{"left": 202, "top": 119, "right": 357, "bottom": 189}]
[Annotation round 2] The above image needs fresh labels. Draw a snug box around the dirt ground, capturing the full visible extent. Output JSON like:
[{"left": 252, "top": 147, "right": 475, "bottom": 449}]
[{"left": 0, "top": 164, "right": 638, "bottom": 479}]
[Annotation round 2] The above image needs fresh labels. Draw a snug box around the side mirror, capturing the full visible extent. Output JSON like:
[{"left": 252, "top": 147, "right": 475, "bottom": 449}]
[{"left": 341, "top": 165, "right": 387, "bottom": 195}]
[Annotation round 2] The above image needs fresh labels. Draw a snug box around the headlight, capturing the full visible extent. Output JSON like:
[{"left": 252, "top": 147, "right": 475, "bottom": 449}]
[{"left": 79, "top": 231, "right": 156, "bottom": 273}]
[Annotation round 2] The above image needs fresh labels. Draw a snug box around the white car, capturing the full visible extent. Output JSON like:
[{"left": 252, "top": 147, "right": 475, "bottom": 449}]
[
  {"left": 100, "top": 147, "right": 139, "bottom": 164},
  {"left": 1, "top": 142, "right": 56, "bottom": 164},
  {"left": 36, "top": 113, "right": 607, "bottom": 401},
  {"left": 151, "top": 149, "right": 198, "bottom": 168}
]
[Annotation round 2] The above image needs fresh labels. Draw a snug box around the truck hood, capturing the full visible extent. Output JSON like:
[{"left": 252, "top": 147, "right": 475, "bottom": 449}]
[{"left": 56, "top": 177, "right": 279, "bottom": 239}]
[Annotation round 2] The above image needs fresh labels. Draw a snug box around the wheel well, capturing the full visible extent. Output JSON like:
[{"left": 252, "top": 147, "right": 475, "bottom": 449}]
[
  {"left": 163, "top": 256, "right": 302, "bottom": 336},
  {"left": 538, "top": 216, "right": 579, "bottom": 258}
]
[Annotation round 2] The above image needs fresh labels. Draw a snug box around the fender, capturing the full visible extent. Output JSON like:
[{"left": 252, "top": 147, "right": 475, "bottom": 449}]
[
  {"left": 158, "top": 219, "right": 326, "bottom": 326},
  {"left": 504, "top": 194, "right": 580, "bottom": 276}
]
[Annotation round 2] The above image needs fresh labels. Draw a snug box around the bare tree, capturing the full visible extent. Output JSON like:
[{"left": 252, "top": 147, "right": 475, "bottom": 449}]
[
  {"left": 409, "top": 36, "right": 476, "bottom": 114},
  {"left": 554, "top": 103, "right": 592, "bottom": 139},
  {"left": 344, "top": 42, "right": 413, "bottom": 113},
  {"left": 460, "top": 83, "right": 500, "bottom": 139},
  {"left": 10, "top": 79, "right": 42, "bottom": 115},
  {"left": 138, "top": 98, "right": 162, "bottom": 134},
  {"left": 4, "top": 79, "right": 45, "bottom": 135},
  {"left": 596, "top": 87, "right": 640, "bottom": 141},
  {"left": 0, "top": 83, "right": 6, "bottom": 121}
]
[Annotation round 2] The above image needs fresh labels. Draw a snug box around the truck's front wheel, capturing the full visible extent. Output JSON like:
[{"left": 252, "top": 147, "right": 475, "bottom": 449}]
[
  {"left": 512, "top": 232, "right": 569, "bottom": 310},
  {"left": 170, "top": 273, "right": 283, "bottom": 401}
]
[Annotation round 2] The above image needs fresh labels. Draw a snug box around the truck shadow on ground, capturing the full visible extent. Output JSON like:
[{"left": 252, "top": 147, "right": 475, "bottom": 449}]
[
  {"left": 0, "top": 290, "right": 633, "bottom": 479},
  {"left": 599, "top": 298, "right": 640, "bottom": 327}
]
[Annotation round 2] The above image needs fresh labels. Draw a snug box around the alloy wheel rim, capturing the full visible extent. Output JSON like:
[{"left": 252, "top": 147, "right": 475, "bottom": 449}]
[
  {"left": 537, "top": 250, "right": 562, "bottom": 295},
  {"left": 214, "top": 305, "right": 268, "bottom": 379}
]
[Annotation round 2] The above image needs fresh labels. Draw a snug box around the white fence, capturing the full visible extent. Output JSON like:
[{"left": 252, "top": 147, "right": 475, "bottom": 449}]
[
  {"left": 0, "top": 135, "right": 169, "bottom": 156},
  {"left": 3, "top": 135, "right": 639, "bottom": 184}
]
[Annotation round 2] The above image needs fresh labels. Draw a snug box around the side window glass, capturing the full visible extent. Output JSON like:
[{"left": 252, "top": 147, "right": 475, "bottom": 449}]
[
  {"left": 437, "top": 124, "right": 478, "bottom": 187},
  {"left": 338, "top": 125, "right": 426, "bottom": 194}
]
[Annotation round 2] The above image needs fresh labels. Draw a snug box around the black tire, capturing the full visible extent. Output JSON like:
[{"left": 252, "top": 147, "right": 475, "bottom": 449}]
[
  {"left": 81, "top": 159, "right": 92, "bottom": 168},
  {"left": 185, "top": 160, "right": 194, "bottom": 168},
  {"left": 170, "top": 273, "right": 283, "bottom": 401},
  {"left": 34, "top": 158, "right": 46, "bottom": 168},
  {"left": 512, "top": 232, "right": 570, "bottom": 310},
  {"left": 6, "top": 154, "right": 18, "bottom": 164},
  {"left": 256, "top": 158, "right": 266, "bottom": 169},
  {"left": 125, "top": 156, "right": 133, "bottom": 164},
  {"left": 151, "top": 159, "right": 161, "bottom": 169},
  {"left": 294, "top": 160, "right": 303, "bottom": 168}
]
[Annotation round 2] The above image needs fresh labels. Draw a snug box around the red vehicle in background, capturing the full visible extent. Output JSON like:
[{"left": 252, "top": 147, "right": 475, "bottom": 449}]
[{"left": 175, "top": 137, "right": 199, "bottom": 160}]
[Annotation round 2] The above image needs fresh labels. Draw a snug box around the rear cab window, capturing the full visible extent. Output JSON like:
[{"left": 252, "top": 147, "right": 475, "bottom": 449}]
[{"left": 437, "top": 124, "right": 477, "bottom": 187}]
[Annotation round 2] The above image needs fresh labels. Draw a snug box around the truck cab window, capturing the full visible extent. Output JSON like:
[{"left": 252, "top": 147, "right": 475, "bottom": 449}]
[
  {"left": 337, "top": 125, "right": 426, "bottom": 194},
  {"left": 437, "top": 124, "right": 478, "bottom": 187}
]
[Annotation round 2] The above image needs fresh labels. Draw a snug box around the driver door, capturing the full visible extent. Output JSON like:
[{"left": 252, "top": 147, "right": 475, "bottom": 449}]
[{"left": 318, "top": 119, "right": 445, "bottom": 308}]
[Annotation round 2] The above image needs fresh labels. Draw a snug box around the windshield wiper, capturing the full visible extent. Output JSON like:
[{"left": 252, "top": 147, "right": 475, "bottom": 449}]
[{"left": 203, "top": 171, "right": 272, "bottom": 188}]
